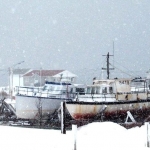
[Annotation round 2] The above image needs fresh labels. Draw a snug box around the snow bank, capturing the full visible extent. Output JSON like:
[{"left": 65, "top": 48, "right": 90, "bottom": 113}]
[
  {"left": 0, "top": 122, "right": 149, "bottom": 150},
  {"left": 0, "top": 126, "right": 73, "bottom": 150},
  {"left": 77, "top": 122, "right": 148, "bottom": 150}
]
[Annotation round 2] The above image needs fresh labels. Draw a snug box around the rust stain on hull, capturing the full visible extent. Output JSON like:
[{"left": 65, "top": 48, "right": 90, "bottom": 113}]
[
  {"left": 72, "top": 108, "right": 150, "bottom": 122},
  {"left": 73, "top": 113, "right": 96, "bottom": 120},
  {"left": 68, "top": 102, "right": 150, "bottom": 122}
]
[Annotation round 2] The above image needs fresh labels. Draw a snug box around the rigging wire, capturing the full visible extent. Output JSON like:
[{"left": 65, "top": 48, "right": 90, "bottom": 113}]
[
  {"left": 109, "top": 62, "right": 136, "bottom": 78},
  {"left": 109, "top": 59, "right": 144, "bottom": 77}
]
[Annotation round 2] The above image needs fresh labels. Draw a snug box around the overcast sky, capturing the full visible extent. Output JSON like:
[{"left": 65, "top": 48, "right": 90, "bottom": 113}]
[{"left": 0, "top": 0, "right": 150, "bottom": 85}]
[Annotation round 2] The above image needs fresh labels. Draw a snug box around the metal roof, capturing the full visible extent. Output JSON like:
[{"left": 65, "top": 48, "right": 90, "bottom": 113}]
[{"left": 23, "top": 70, "right": 64, "bottom": 77}]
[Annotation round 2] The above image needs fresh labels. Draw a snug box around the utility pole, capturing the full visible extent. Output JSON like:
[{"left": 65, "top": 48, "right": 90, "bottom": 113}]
[
  {"left": 40, "top": 67, "right": 42, "bottom": 87},
  {"left": 9, "top": 67, "right": 13, "bottom": 99},
  {"left": 9, "top": 61, "right": 25, "bottom": 100}
]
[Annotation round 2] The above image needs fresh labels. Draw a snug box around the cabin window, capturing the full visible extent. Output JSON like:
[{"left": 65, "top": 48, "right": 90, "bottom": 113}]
[
  {"left": 96, "top": 87, "right": 100, "bottom": 94},
  {"left": 91, "top": 87, "right": 96, "bottom": 94},
  {"left": 70, "top": 88, "right": 73, "bottom": 93},
  {"left": 43, "top": 86, "right": 48, "bottom": 91},
  {"left": 61, "top": 90, "right": 66, "bottom": 94},
  {"left": 55, "top": 86, "right": 62, "bottom": 92},
  {"left": 76, "top": 88, "right": 85, "bottom": 94},
  {"left": 102, "top": 87, "right": 107, "bottom": 94},
  {"left": 109, "top": 87, "right": 113, "bottom": 93},
  {"left": 49, "top": 86, "right": 54, "bottom": 91},
  {"left": 86, "top": 87, "right": 91, "bottom": 94}
]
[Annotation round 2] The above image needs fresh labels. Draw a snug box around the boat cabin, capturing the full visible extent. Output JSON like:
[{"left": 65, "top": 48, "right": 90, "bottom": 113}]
[
  {"left": 130, "top": 78, "right": 148, "bottom": 92},
  {"left": 16, "top": 81, "right": 86, "bottom": 98},
  {"left": 85, "top": 79, "right": 131, "bottom": 95}
]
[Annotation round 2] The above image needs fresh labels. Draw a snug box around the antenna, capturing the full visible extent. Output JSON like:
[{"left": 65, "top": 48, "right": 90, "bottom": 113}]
[{"left": 113, "top": 41, "right": 115, "bottom": 67}]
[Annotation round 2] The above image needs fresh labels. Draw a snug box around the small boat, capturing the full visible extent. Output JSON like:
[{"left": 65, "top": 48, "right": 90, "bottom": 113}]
[
  {"left": 65, "top": 53, "right": 150, "bottom": 123},
  {"left": 15, "top": 81, "right": 85, "bottom": 120}
]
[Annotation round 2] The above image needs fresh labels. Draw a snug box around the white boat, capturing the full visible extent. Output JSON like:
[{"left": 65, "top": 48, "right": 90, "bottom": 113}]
[
  {"left": 15, "top": 81, "right": 85, "bottom": 119},
  {"left": 65, "top": 53, "right": 150, "bottom": 123},
  {"left": 66, "top": 78, "right": 150, "bottom": 121}
]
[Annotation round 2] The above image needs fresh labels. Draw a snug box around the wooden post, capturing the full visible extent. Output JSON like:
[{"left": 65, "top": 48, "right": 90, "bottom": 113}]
[
  {"left": 146, "top": 122, "right": 150, "bottom": 147},
  {"left": 61, "top": 101, "right": 66, "bottom": 134},
  {"left": 37, "top": 98, "right": 42, "bottom": 128},
  {"left": 72, "top": 124, "right": 77, "bottom": 150}
]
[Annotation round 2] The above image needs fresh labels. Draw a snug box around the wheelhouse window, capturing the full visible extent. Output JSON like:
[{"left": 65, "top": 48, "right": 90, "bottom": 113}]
[
  {"left": 91, "top": 87, "right": 96, "bottom": 94},
  {"left": 109, "top": 87, "right": 113, "bottom": 94},
  {"left": 96, "top": 87, "right": 100, "bottom": 94},
  {"left": 43, "top": 86, "right": 48, "bottom": 91},
  {"left": 70, "top": 88, "right": 73, "bottom": 93},
  {"left": 76, "top": 88, "right": 85, "bottom": 94},
  {"left": 86, "top": 87, "right": 91, "bottom": 94},
  {"left": 102, "top": 87, "right": 107, "bottom": 94}
]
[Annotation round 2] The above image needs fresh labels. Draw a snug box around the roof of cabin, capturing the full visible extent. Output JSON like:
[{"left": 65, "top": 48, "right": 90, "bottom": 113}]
[{"left": 23, "top": 70, "right": 65, "bottom": 77}]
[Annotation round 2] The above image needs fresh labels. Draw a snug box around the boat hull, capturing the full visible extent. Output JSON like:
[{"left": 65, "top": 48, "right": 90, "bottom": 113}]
[
  {"left": 16, "top": 95, "right": 71, "bottom": 119},
  {"left": 66, "top": 100, "right": 150, "bottom": 122}
]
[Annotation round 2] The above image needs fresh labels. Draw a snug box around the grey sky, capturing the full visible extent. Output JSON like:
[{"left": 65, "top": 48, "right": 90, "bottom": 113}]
[{"left": 0, "top": 0, "right": 150, "bottom": 85}]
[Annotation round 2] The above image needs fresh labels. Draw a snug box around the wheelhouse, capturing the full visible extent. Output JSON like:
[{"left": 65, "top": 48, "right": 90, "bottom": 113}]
[{"left": 85, "top": 84, "right": 114, "bottom": 95}]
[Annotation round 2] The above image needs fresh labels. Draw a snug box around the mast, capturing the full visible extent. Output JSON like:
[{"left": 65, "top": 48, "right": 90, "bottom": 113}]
[
  {"left": 102, "top": 52, "right": 114, "bottom": 79},
  {"left": 113, "top": 41, "right": 115, "bottom": 67}
]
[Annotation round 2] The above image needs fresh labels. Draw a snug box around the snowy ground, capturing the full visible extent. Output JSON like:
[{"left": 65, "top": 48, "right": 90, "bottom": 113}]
[{"left": 0, "top": 122, "right": 149, "bottom": 150}]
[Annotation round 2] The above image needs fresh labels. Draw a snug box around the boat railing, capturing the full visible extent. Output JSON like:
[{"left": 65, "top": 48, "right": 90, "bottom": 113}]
[
  {"left": 15, "top": 86, "right": 81, "bottom": 99},
  {"left": 79, "top": 92, "right": 116, "bottom": 98},
  {"left": 15, "top": 86, "right": 42, "bottom": 96}
]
